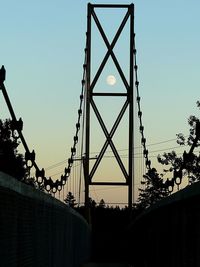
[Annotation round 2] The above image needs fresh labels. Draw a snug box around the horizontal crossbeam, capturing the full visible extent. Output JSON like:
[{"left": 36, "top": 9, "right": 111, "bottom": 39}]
[
  {"left": 92, "top": 93, "right": 128, "bottom": 97},
  {"left": 92, "top": 4, "right": 132, "bottom": 8},
  {"left": 90, "top": 181, "right": 128, "bottom": 186}
]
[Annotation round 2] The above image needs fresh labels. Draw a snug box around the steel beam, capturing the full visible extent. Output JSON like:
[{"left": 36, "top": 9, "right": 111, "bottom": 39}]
[{"left": 84, "top": 3, "right": 134, "bottom": 211}]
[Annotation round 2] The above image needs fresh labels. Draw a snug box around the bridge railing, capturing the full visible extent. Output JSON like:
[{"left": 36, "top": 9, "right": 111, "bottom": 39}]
[
  {"left": 0, "top": 171, "right": 91, "bottom": 267},
  {"left": 128, "top": 181, "right": 200, "bottom": 267}
]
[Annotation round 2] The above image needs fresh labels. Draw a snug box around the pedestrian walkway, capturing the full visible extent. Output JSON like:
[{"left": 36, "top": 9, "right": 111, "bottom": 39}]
[{"left": 82, "top": 263, "right": 133, "bottom": 267}]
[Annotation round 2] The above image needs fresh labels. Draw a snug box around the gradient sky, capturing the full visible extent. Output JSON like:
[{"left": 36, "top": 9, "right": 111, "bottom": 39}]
[{"left": 1, "top": 1, "right": 200, "bottom": 204}]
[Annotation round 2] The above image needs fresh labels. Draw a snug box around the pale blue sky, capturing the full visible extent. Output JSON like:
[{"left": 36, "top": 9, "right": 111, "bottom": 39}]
[{"left": 0, "top": 1, "right": 200, "bottom": 203}]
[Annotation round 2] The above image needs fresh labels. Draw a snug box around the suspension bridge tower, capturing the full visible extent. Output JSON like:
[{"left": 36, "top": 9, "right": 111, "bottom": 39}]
[{"left": 84, "top": 3, "right": 135, "bottom": 211}]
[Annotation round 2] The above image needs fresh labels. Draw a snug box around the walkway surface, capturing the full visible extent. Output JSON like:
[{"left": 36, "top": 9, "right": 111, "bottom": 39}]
[{"left": 82, "top": 263, "right": 133, "bottom": 267}]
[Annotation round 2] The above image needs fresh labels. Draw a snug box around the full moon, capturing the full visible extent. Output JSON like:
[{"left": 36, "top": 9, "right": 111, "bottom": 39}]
[{"left": 106, "top": 75, "right": 116, "bottom": 86}]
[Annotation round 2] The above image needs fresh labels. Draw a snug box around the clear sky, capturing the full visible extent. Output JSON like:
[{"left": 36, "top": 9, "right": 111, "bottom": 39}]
[{"left": 1, "top": 1, "right": 200, "bottom": 205}]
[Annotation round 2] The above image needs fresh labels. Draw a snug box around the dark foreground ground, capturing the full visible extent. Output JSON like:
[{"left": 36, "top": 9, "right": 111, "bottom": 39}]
[{"left": 76, "top": 206, "right": 138, "bottom": 264}]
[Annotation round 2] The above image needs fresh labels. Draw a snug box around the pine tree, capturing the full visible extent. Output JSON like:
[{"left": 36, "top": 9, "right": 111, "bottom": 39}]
[
  {"left": 98, "top": 199, "right": 106, "bottom": 208},
  {"left": 64, "top": 191, "right": 77, "bottom": 208},
  {"left": 136, "top": 168, "right": 169, "bottom": 210}
]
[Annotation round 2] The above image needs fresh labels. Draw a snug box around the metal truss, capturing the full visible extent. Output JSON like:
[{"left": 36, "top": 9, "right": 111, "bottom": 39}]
[{"left": 84, "top": 3, "right": 134, "bottom": 210}]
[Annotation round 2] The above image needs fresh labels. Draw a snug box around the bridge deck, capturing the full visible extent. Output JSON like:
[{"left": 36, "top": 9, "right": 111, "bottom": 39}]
[{"left": 82, "top": 263, "right": 132, "bottom": 267}]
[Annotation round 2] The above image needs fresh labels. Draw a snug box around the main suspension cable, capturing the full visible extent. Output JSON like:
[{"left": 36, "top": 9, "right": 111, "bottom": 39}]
[{"left": 133, "top": 35, "right": 151, "bottom": 171}]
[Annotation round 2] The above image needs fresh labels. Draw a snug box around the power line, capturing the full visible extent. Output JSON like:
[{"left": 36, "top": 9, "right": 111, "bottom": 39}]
[
  {"left": 46, "top": 149, "right": 185, "bottom": 177},
  {"left": 45, "top": 136, "right": 187, "bottom": 171},
  {"left": 145, "top": 137, "right": 188, "bottom": 147},
  {"left": 45, "top": 159, "right": 67, "bottom": 171},
  {"left": 45, "top": 144, "right": 189, "bottom": 177}
]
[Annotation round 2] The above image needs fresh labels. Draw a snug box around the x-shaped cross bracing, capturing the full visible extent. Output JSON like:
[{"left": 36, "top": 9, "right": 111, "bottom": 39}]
[{"left": 86, "top": 5, "right": 134, "bottom": 185}]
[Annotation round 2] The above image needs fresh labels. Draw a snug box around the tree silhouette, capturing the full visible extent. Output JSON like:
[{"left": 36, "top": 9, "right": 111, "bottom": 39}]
[
  {"left": 136, "top": 101, "right": 200, "bottom": 210},
  {"left": 158, "top": 102, "right": 200, "bottom": 184},
  {"left": 0, "top": 119, "right": 28, "bottom": 181},
  {"left": 98, "top": 199, "right": 106, "bottom": 208},
  {"left": 89, "top": 197, "right": 97, "bottom": 208},
  {"left": 64, "top": 191, "right": 77, "bottom": 208},
  {"left": 136, "top": 168, "right": 170, "bottom": 210}
]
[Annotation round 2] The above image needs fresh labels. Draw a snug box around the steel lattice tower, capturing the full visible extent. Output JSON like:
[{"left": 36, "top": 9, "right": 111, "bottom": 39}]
[{"left": 84, "top": 3, "right": 134, "bottom": 212}]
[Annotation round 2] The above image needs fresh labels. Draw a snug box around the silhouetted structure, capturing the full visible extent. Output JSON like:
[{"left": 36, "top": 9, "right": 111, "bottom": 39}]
[{"left": 84, "top": 3, "right": 135, "bottom": 214}]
